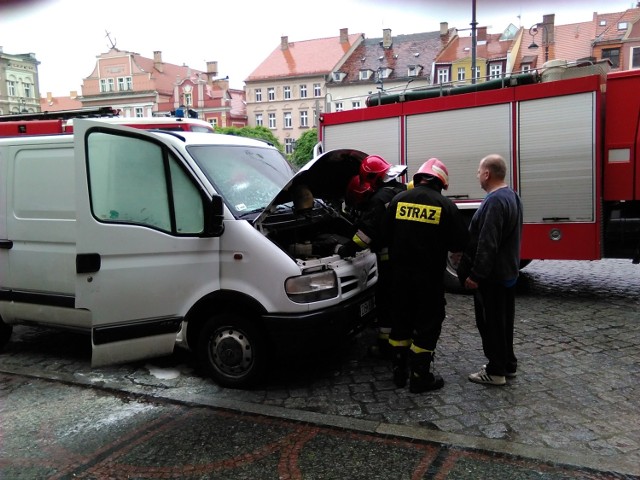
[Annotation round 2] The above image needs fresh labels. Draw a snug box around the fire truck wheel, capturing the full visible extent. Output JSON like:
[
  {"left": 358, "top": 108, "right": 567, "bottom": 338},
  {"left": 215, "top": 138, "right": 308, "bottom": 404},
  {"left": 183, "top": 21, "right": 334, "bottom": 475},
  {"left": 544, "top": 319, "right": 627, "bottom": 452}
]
[
  {"left": 444, "top": 253, "right": 470, "bottom": 294},
  {"left": 197, "top": 313, "right": 267, "bottom": 389}
]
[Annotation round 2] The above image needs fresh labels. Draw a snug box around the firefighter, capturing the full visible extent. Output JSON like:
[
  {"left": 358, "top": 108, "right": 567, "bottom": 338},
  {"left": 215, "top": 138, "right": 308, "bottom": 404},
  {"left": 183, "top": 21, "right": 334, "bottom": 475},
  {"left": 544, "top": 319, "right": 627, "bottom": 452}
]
[
  {"left": 385, "top": 158, "right": 469, "bottom": 393},
  {"left": 339, "top": 155, "right": 407, "bottom": 358}
]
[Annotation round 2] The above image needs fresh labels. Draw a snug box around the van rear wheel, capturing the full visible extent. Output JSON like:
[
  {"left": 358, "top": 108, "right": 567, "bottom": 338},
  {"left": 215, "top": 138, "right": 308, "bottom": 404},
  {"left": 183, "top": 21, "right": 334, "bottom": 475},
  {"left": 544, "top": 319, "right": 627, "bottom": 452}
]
[{"left": 197, "top": 314, "right": 266, "bottom": 389}]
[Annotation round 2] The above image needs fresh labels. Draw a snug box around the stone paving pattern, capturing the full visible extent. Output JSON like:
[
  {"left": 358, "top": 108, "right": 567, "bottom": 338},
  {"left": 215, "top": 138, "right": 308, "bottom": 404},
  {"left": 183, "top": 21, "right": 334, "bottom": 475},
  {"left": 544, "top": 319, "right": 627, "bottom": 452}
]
[{"left": 0, "top": 259, "right": 638, "bottom": 476}]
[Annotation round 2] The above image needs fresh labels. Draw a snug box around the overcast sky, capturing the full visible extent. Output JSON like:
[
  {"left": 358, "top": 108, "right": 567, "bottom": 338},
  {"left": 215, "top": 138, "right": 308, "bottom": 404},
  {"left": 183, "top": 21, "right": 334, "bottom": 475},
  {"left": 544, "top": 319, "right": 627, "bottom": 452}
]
[{"left": 1, "top": 0, "right": 636, "bottom": 96}]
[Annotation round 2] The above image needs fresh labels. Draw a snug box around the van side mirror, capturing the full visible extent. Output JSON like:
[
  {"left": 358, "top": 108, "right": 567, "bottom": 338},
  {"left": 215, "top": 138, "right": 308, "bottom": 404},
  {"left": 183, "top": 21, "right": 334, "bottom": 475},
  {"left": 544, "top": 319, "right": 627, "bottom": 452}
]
[{"left": 205, "top": 195, "right": 225, "bottom": 237}]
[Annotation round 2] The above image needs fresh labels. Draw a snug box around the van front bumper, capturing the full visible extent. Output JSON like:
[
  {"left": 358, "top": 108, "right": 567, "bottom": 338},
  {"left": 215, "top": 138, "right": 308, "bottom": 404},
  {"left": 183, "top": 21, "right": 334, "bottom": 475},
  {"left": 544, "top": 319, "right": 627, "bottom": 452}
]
[{"left": 261, "top": 289, "right": 376, "bottom": 353}]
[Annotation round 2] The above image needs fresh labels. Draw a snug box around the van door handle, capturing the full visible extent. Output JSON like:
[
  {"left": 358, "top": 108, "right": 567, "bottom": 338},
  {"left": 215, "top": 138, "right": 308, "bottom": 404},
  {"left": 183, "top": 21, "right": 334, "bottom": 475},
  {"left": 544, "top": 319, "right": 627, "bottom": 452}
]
[
  {"left": 76, "top": 253, "right": 101, "bottom": 274},
  {"left": 0, "top": 240, "right": 13, "bottom": 250}
]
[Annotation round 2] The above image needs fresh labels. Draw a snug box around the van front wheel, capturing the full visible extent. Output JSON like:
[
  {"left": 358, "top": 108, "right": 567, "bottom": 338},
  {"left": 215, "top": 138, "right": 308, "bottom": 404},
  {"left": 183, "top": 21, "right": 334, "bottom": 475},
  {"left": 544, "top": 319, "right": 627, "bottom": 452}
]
[
  {"left": 0, "top": 319, "right": 12, "bottom": 350},
  {"left": 197, "top": 314, "right": 266, "bottom": 389}
]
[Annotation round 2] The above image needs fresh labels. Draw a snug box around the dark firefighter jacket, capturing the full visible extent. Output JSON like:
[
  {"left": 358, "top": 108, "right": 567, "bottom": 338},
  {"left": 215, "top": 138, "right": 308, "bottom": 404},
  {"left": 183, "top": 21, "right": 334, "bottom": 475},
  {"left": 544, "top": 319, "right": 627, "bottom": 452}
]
[{"left": 385, "top": 183, "right": 469, "bottom": 279}]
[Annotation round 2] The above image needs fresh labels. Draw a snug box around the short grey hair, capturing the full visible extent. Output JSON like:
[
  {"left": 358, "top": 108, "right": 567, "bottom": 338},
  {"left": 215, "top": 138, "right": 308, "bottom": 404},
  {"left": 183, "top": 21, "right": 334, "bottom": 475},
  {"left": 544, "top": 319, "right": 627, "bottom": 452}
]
[{"left": 481, "top": 154, "right": 507, "bottom": 180}]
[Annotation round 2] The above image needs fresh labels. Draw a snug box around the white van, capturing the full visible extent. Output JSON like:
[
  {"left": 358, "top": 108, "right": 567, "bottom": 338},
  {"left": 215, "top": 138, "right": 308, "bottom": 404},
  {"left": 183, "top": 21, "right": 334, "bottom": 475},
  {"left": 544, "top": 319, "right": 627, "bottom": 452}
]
[{"left": 0, "top": 120, "right": 378, "bottom": 388}]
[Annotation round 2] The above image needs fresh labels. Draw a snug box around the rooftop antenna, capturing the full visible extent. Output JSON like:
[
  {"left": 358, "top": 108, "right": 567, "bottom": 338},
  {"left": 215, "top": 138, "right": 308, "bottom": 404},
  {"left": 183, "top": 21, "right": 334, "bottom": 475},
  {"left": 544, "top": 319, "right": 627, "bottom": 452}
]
[{"left": 105, "top": 30, "right": 117, "bottom": 49}]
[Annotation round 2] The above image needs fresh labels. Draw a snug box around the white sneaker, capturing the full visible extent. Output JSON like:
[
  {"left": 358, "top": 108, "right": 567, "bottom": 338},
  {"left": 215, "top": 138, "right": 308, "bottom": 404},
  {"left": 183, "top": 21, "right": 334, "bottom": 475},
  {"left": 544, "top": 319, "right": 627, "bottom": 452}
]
[
  {"left": 483, "top": 364, "right": 516, "bottom": 378},
  {"left": 468, "top": 367, "right": 506, "bottom": 386}
]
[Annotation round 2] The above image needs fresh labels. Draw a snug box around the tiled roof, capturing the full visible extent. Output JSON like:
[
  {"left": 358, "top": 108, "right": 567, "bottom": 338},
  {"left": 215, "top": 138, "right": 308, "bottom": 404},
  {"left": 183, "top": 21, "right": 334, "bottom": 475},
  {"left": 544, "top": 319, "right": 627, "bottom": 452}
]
[
  {"left": 337, "top": 30, "right": 453, "bottom": 83},
  {"left": 132, "top": 53, "right": 204, "bottom": 94},
  {"left": 437, "top": 31, "right": 512, "bottom": 63},
  {"left": 552, "top": 20, "right": 596, "bottom": 62},
  {"left": 40, "top": 94, "right": 83, "bottom": 112},
  {"left": 595, "top": 8, "right": 640, "bottom": 43},
  {"left": 246, "top": 32, "right": 363, "bottom": 81}
]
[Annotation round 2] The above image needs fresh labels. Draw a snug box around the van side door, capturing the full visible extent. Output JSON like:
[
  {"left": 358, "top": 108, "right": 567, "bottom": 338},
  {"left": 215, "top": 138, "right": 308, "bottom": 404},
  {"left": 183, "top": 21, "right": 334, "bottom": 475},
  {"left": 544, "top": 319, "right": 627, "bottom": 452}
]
[{"left": 74, "top": 120, "right": 222, "bottom": 367}]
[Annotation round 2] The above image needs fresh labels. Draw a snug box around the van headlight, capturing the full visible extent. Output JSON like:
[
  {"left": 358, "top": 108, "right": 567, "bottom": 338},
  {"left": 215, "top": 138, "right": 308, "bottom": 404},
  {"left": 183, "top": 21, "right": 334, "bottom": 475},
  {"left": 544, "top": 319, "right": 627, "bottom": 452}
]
[{"left": 285, "top": 270, "right": 338, "bottom": 303}]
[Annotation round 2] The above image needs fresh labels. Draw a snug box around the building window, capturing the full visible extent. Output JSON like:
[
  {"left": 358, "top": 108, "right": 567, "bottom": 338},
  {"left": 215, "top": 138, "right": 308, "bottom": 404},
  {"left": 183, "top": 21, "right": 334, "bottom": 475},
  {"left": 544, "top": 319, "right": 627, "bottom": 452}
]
[
  {"left": 408, "top": 66, "right": 419, "bottom": 77},
  {"left": 100, "top": 78, "right": 115, "bottom": 93},
  {"left": 313, "top": 83, "right": 322, "bottom": 97},
  {"left": 118, "top": 76, "right": 133, "bottom": 91},
  {"left": 300, "top": 110, "right": 309, "bottom": 127},
  {"left": 285, "top": 138, "right": 295, "bottom": 155},
  {"left": 457, "top": 67, "right": 466, "bottom": 81},
  {"left": 284, "top": 86, "right": 291, "bottom": 99},
  {"left": 521, "top": 64, "right": 531, "bottom": 73},
  {"left": 300, "top": 85, "right": 307, "bottom": 98},
  {"left": 632, "top": 46, "right": 640, "bottom": 69},
  {"left": 7, "top": 80, "right": 16, "bottom": 96},
  {"left": 255, "top": 89, "right": 262, "bottom": 102},
  {"left": 284, "top": 111, "right": 292, "bottom": 128},
  {"left": 255, "top": 113, "right": 263, "bottom": 126},
  {"left": 352, "top": 100, "right": 361, "bottom": 109},
  {"left": 618, "top": 22, "right": 628, "bottom": 30},
  {"left": 135, "top": 107, "right": 144, "bottom": 118},
  {"left": 474, "top": 67, "right": 481, "bottom": 79},
  {"left": 359, "top": 70, "right": 372, "bottom": 80},
  {"left": 268, "top": 87, "right": 275, "bottom": 101},
  {"left": 183, "top": 93, "right": 192, "bottom": 107},
  {"left": 209, "top": 118, "right": 218, "bottom": 128},
  {"left": 335, "top": 102, "right": 343, "bottom": 112},
  {"left": 268, "top": 112, "right": 276, "bottom": 129},
  {"left": 602, "top": 48, "right": 620, "bottom": 68},
  {"left": 489, "top": 63, "right": 503, "bottom": 79},
  {"left": 23, "top": 82, "right": 32, "bottom": 98},
  {"left": 436, "top": 67, "right": 449, "bottom": 84}
]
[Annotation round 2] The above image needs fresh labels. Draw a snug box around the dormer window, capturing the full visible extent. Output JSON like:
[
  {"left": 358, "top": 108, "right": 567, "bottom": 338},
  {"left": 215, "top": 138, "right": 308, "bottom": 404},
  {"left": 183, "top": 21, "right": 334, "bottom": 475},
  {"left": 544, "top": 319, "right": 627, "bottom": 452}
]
[
  {"left": 377, "top": 67, "right": 393, "bottom": 79},
  {"left": 332, "top": 72, "right": 346, "bottom": 82},
  {"left": 618, "top": 22, "right": 628, "bottom": 30},
  {"left": 359, "top": 70, "right": 373, "bottom": 80},
  {"left": 599, "top": 20, "right": 607, "bottom": 26},
  {"left": 408, "top": 65, "right": 422, "bottom": 77}
]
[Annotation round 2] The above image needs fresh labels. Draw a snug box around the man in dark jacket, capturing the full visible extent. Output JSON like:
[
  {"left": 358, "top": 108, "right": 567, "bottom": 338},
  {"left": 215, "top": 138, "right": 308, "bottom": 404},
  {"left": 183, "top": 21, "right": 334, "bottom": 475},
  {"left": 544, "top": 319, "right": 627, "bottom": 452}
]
[
  {"left": 461, "top": 153, "right": 523, "bottom": 386},
  {"left": 339, "top": 155, "right": 407, "bottom": 358},
  {"left": 385, "top": 158, "right": 469, "bottom": 393}
]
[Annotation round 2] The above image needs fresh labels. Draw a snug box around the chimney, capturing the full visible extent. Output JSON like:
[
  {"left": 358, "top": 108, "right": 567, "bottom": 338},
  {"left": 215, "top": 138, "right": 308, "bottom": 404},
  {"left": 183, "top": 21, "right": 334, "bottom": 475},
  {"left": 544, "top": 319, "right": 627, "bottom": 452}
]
[
  {"left": 542, "top": 14, "right": 555, "bottom": 44},
  {"left": 440, "top": 22, "right": 448, "bottom": 36},
  {"left": 70, "top": 91, "right": 77, "bottom": 99},
  {"left": 382, "top": 28, "right": 392, "bottom": 48},
  {"left": 207, "top": 60, "right": 219, "bottom": 82},
  {"left": 340, "top": 28, "right": 349, "bottom": 43},
  {"left": 46, "top": 92, "right": 53, "bottom": 103},
  {"left": 477, "top": 26, "right": 487, "bottom": 43},
  {"left": 153, "top": 51, "right": 163, "bottom": 73},
  {"left": 281, "top": 36, "right": 289, "bottom": 50}
]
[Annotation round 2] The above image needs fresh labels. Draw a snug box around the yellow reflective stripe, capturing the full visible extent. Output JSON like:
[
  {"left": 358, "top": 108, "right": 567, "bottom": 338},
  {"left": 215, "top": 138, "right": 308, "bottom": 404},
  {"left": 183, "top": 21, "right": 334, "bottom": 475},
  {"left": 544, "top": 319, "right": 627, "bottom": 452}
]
[
  {"left": 377, "top": 331, "right": 390, "bottom": 341},
  {"left": 352, "top": 230, "right": 370, "bottom": 248},
  {"left": 379, "top": 253, "right": 389, "bottom": 261},
  {"left": 410, "top": 344, "right": 434, "bottom": 354},
  {"left": 389, "top": 338, "right": 412, "bottom": 347},
  {"left": 396, "top": 202, "right": 442, "bottom": 224}
]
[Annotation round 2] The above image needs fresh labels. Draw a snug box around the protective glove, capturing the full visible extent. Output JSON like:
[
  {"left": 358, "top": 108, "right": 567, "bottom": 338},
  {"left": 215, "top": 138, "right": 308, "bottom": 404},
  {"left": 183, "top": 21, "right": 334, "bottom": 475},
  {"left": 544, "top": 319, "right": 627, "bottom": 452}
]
[{"left": 337, "top": 241, "right": 358, "bottom": 258}]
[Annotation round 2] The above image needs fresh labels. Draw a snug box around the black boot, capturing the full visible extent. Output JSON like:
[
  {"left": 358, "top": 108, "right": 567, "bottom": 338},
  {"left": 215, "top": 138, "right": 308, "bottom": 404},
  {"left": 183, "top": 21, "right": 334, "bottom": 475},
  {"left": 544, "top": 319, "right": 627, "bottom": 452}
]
[
  {"left": 409, "top": 351, "right": 444, "bottom": 394},
  {"left": 391, "top": 347, "right": 409, "bottom": 388},
  {"left": 368, "top": 336, "right": 392, "bottom": 359}
]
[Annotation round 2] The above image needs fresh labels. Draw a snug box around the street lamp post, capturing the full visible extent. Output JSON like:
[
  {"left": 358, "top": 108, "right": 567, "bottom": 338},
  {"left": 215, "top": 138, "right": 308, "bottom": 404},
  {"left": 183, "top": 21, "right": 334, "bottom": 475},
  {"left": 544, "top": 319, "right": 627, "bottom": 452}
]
[{"left": 528, "top": 24, "right": 549, "bottom": 63}]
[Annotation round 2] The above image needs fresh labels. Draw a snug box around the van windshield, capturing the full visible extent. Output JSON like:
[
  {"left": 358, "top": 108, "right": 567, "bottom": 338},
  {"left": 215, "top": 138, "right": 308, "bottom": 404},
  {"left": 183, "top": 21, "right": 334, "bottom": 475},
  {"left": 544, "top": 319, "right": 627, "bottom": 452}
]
[{"left": 188, "top": 145, "right": 294, "bottom": 217}]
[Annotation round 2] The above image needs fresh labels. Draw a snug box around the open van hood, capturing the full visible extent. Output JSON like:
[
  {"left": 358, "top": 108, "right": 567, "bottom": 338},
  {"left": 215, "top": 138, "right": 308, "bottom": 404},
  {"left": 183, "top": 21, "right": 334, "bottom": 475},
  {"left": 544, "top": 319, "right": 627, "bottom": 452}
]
[{"left": 253, "top": 149, "right": 368, "bottom": 226}]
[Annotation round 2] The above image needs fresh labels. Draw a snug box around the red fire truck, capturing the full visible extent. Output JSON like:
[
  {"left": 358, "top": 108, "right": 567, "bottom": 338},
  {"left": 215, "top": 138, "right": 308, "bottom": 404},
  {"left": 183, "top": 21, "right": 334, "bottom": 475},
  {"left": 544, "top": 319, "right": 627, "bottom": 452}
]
[
  {"left": 318, "top": 62, "right": 640, "bottom": 287},
  {"left": 0, "top": 106, "right": 215, "bottom": 136}
]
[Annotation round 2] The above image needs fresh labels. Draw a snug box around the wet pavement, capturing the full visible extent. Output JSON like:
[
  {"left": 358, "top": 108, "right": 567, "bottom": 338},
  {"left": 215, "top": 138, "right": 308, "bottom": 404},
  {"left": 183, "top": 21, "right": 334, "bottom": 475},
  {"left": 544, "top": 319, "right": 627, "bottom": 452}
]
[{"left": 0, "top": 259, "right": 639, "bottom": 479}]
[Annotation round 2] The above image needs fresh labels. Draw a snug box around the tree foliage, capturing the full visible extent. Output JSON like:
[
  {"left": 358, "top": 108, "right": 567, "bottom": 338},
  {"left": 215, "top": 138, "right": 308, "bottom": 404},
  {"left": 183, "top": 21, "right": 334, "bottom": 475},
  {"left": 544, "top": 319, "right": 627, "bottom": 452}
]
[
  {"left": 215, "top": 125, "right": 284, "bottom": 153},
  {"left": 290, "top": 128, "right": 318, "bottom": 168}
]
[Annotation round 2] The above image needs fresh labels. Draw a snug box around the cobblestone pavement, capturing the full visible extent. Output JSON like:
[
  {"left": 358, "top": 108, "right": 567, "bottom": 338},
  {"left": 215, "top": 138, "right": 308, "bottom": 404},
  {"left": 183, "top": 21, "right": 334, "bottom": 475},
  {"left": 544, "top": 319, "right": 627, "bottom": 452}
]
[
  {"left": 0, "top": 259, "right": 639, "bottom": 477},
  {"left": 0, "top": 372, "right": 631, "bottom": 479}
]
